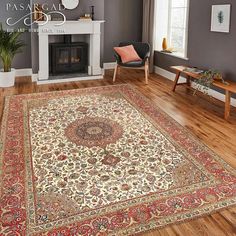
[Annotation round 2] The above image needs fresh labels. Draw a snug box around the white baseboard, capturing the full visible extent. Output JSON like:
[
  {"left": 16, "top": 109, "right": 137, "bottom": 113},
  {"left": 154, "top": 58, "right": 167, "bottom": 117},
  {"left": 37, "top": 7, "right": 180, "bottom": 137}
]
[
  {"left": 103, "top": 62, "right": 116, "bottom": 70},
  {"left": 154, "top": 66, "right": 185, "bottom": 82},
  {"left": 154, "top": 66, "right": 236, "bottom": 107},
  {"left": 15, "top": 68, "right": 32, "bottom": 77}
]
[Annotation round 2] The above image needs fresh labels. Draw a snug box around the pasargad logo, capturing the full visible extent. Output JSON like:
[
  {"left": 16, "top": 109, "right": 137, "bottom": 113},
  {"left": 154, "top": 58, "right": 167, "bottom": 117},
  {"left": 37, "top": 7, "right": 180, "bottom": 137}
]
[{"left": 5, "top": 3, "right": 66, "bottom": 28}]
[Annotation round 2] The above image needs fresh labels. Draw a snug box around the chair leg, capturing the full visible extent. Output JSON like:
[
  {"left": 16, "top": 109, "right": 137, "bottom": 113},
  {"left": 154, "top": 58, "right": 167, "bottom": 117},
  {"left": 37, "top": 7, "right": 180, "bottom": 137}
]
[
  {"left": 113, "top": 64, "right": 118, "bottom": 83},
  {"left": 145, "top": 63, "right": 149, "bottom": 85}
]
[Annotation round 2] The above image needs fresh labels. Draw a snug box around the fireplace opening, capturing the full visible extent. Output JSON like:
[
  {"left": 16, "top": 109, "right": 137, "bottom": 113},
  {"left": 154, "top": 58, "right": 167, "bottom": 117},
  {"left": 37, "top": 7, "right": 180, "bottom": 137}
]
[{"left": 49, "top": 35, "right": 88, "bottom": 76}]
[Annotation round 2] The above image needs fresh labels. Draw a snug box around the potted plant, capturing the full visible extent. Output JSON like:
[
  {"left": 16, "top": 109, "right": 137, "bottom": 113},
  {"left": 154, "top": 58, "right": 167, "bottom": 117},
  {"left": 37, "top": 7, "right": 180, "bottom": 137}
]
[
  {"left": 194, "top": 70, "right": 227, "bottom": 95},
  {"left": 0, "top": 24, "right": 25, "bottom": 87}
]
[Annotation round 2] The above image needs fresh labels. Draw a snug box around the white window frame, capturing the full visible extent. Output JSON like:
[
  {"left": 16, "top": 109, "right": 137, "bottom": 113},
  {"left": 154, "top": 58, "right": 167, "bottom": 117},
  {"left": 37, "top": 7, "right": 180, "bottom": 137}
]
[{"left": 155, "top": 0, "right": 190, "bottom": 59}]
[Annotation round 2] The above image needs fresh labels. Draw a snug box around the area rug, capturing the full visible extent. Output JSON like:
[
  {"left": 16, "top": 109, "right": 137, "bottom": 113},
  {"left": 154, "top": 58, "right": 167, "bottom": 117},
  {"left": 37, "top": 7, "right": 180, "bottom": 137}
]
[{"left": 0, "top": 84, "right": 235, "bottom": 235}]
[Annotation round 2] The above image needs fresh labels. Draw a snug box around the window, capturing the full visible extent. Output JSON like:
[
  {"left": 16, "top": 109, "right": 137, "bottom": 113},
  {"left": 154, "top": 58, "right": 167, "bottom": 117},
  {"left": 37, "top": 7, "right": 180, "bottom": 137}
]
[{"left": 155, "top": 0, "right": 189, "bottom": 58}]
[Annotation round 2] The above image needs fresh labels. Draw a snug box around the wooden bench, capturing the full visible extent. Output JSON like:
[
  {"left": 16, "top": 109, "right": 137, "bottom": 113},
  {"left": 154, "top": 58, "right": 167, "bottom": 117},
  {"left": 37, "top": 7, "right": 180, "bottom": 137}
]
[{"left": 171, "top": 66, "right": 236, "bottom": 120}]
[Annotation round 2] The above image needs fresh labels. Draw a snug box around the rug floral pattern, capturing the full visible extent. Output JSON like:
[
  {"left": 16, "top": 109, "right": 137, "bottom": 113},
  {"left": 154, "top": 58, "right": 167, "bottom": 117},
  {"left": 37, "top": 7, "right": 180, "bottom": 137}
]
[{"left": 0, "top": 85, "right": 236, "bottom": 235}]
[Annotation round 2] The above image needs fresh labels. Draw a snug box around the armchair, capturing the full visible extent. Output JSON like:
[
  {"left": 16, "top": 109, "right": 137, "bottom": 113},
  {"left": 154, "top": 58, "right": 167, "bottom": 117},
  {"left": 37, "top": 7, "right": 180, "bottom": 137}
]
[{"left": 113, "top": 41, "right": 150, "bottom": 84}]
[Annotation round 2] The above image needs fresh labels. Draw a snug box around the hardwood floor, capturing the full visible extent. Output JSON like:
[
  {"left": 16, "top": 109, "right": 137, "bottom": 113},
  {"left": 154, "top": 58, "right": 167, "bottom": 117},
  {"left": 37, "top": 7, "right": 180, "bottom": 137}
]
[{"left": 1, "top": 69, "right": 236, "bottom": 236}]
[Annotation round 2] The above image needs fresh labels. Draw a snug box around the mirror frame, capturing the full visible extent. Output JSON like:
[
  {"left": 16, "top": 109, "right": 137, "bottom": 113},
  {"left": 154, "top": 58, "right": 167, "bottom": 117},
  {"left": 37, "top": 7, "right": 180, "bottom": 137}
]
[{"left": 61, "top": 0, "right": 79, "bottom": 10}]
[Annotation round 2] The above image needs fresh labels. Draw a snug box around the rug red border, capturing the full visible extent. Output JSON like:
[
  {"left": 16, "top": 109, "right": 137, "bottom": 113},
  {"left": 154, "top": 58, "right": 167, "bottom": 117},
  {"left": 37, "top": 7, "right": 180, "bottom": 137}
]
[{"left": 0, "top": 85, "right": 235, "bottom": 235}]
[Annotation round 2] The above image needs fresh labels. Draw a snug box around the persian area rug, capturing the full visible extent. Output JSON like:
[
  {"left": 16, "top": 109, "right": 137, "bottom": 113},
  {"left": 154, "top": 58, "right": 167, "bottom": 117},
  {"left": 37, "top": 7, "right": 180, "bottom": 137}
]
[{"left": 0, "top": 85, "right": 236, "bottom": 235}]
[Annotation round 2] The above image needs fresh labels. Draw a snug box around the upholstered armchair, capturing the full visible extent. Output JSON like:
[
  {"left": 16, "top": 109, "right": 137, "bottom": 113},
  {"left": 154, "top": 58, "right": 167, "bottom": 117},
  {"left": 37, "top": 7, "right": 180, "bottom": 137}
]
[{"left": 113, "top": 41, "right": 151, "bottom": 84}]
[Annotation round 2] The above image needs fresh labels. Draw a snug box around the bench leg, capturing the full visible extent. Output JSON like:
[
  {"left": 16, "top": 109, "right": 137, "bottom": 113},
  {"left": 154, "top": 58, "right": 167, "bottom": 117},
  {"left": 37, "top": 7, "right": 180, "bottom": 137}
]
[
  {"left": 186, "top": 75, "right": 191, "bottom": 86},
  {"left": 225, "top": 90, "right": 231, "bottom": 120},
  {"left": 172, "top": 72, "right": 181, "bottom": 92}
]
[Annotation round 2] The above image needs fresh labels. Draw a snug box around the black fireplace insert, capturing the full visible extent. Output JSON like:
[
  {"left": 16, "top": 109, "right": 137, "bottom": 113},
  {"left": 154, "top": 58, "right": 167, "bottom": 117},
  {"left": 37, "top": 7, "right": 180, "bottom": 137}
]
[{"left": 49, "top": 35, "right": 88, "bottom": 75}]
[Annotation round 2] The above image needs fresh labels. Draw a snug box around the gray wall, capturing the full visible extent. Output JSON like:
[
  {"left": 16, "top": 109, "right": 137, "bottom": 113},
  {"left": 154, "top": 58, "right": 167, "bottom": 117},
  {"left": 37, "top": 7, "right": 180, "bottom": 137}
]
[
  {"left": 0, "top": 0, "right": 32, "bottom": 69},
  {"left": 104, "top": 0, "right": 143, "bottom": 62},
  {"left": 155, "top": 0, "right": 236, "bottom": 82},
  {"left": 0, "top": 0, "right": 143, "bottom": 72}
]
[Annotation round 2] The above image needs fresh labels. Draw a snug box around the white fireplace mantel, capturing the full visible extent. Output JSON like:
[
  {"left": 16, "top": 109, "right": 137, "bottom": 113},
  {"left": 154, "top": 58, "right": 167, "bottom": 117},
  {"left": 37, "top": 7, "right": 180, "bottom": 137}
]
[{"left": 37, "top": 20, "right": 105, "bottom": 81}]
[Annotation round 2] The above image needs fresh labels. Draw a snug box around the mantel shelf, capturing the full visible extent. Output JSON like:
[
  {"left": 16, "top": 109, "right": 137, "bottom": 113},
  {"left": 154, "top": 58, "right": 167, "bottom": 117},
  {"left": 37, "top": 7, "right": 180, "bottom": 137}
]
[{"left": 36, "top": 20, "right": 105, "bottom": 25}]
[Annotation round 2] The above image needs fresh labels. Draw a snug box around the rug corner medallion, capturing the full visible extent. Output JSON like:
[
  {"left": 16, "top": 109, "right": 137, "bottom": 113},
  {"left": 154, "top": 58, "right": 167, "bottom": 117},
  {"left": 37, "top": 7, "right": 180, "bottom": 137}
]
[{"left": 0, "top": 84, "right": 236, "bottom": 235}]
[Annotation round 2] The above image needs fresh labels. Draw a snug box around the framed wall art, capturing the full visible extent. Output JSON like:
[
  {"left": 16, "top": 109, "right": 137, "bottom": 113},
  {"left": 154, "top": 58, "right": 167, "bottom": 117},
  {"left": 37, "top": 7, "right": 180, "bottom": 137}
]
[{"left": 211, "top": 4, "right": 231, "bottom": 33}]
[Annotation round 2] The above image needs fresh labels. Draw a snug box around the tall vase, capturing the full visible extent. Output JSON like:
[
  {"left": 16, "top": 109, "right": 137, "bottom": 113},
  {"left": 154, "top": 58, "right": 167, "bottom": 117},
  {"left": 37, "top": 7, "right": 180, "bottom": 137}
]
[{"left": 162, "top": 38, "right": 168, "bottom": 51}]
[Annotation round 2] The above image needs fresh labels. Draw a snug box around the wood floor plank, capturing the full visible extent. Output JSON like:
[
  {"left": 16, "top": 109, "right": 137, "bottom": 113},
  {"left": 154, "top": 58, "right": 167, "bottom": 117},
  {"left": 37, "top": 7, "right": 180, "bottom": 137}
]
[{"left": 1, "top": 70, "right": 235, "bottom": 236}]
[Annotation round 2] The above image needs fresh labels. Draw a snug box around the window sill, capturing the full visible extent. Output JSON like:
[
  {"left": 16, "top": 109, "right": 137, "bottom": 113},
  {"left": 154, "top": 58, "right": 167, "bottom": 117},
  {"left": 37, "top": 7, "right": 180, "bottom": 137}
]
[{"left": 156, "top": 50, "right": 189, "bottom": 61}]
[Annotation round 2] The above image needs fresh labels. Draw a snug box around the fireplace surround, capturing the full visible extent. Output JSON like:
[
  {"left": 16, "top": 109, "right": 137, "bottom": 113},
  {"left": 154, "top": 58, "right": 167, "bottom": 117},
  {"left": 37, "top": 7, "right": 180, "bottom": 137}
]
[{"left": 37, "top": 21, "right": 105, "bottom": 82}]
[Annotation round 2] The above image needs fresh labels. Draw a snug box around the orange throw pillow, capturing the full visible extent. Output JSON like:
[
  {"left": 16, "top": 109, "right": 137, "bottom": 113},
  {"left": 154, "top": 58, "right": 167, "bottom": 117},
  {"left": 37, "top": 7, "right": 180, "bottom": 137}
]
[{"left": 114, "top": 45, "right": 142, "bottom": 63}]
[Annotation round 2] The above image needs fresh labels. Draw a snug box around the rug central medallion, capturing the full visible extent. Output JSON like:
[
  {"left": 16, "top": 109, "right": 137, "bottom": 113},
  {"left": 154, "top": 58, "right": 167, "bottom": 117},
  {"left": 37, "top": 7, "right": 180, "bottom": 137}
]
[{"left": 65, "top": 117, "right": 123, "bottom": 148}]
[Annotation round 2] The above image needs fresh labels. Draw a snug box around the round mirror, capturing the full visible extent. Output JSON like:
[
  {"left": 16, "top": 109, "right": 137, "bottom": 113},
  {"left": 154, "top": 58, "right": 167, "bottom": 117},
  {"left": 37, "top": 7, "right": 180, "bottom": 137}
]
[{"left": 61, "top": 0, "right": 79, "bottom": 10}]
